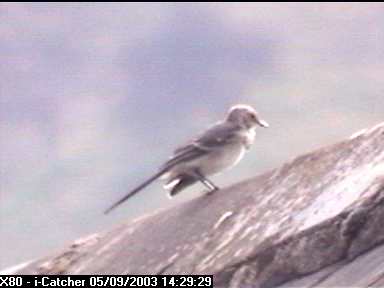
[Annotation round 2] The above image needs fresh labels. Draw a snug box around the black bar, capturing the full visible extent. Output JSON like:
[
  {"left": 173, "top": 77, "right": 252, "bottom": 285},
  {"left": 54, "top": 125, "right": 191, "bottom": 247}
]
[{"left": 0, "top": 275, "right": 213, "bottom": 288}]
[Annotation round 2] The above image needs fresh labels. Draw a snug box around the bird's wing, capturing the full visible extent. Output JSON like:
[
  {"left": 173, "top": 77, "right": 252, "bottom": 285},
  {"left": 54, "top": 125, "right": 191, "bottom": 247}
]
[
  {"left": 162, "top": 122, "right": 239, "bottom": 170},
  {"left": 193, "top": 122, "right": 240, "bottom": 150}
]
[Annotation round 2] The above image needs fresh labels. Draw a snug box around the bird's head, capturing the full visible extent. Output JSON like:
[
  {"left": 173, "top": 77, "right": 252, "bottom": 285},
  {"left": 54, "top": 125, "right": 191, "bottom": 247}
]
[{"left": 226, "top": 104, "right": 269, "bottom": 129}]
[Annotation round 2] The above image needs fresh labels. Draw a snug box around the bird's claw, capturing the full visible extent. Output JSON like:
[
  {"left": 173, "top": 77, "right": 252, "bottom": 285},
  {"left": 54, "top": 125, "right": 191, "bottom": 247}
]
[{"left": 204, "top": 187, "right": 219, "bottom": 196}]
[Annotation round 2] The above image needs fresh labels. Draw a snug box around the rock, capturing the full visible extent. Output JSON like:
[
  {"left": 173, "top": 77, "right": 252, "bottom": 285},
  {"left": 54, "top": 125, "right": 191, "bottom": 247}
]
[{"left": 5, "top": 123, "right": 384, "bottom": 287}]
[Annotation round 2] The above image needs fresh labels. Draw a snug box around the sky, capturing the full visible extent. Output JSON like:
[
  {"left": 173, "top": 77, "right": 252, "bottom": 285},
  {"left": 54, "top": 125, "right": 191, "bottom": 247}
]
[{"left": 1, "top": 2, "right": 384, "bottom": 270}]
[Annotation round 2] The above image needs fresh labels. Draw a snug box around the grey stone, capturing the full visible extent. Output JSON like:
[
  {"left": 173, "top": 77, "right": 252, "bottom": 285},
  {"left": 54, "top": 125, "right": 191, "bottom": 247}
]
[{"left": 4, "top": 123, "right": 384, "bottom": 288}]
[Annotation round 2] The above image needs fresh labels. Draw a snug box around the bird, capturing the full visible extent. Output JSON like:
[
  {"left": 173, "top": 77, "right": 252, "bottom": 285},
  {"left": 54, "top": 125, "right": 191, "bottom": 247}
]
[{"left": 104, "top": 104, "right": 268, "bottom": 214}]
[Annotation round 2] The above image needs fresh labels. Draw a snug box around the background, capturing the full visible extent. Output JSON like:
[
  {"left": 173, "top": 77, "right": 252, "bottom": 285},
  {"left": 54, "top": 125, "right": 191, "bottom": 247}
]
[{"left": 1, "top": 3, "right": 384, "bottom": 270}]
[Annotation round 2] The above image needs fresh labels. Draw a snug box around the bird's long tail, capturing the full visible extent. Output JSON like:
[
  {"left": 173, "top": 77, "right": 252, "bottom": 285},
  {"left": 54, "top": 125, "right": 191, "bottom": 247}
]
[{"left": 104, "top": 168, "right": 167, "bottom": 214}]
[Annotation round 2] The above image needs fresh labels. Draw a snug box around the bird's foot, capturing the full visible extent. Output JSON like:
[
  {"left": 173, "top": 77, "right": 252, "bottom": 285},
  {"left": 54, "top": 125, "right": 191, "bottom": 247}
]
[{"left": 204, "top": 187, "right": 219, "bottom": 196}]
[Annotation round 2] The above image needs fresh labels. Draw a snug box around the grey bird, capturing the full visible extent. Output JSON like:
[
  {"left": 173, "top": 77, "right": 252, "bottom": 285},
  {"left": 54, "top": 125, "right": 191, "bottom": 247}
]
[{"left": 104, "top": 104, "right": 268, "bottom": 214}]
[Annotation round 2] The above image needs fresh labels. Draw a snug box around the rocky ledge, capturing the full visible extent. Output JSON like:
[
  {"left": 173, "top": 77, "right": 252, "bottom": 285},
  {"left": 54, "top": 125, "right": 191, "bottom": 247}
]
[{"left": 4, "top": 122, "right": 384, "bottom": 288}]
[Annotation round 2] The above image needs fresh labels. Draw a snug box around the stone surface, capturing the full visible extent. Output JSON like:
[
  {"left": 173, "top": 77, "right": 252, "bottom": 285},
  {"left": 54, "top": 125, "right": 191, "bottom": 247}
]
[{"left": 3, "top": 123, "right": 384, "bottom": 288}]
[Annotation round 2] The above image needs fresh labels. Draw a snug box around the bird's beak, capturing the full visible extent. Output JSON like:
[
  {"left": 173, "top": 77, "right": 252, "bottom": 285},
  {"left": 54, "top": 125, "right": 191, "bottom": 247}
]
[{"left": 256, "top": 118, "right": 269, "bottom": 128}]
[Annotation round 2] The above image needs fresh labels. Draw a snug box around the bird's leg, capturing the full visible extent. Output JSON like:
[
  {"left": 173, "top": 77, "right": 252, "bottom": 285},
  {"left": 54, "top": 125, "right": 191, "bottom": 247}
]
[{"left": 193, "top": 170, "right": 219, "bottom": 193}]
